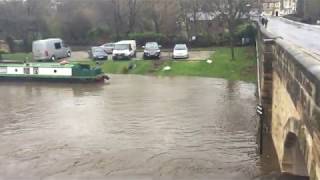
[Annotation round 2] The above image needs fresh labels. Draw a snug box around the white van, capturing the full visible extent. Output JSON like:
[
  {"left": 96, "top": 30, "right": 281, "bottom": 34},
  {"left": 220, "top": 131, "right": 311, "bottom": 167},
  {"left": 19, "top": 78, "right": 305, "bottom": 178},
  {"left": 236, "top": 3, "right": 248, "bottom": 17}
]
[
  {"left": 112, "top": 40, "right": 136, "bottom": 60},
  {"left": 32, "top": 38, "right": 71, "bottom": 61}
]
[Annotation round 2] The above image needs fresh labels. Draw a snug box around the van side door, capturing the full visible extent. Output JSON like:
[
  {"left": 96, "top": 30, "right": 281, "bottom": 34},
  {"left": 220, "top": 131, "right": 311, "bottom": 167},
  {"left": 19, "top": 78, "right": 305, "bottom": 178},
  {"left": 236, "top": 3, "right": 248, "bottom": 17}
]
[{"left": 129, "top": 44, "right": 133, "bottom": 57}]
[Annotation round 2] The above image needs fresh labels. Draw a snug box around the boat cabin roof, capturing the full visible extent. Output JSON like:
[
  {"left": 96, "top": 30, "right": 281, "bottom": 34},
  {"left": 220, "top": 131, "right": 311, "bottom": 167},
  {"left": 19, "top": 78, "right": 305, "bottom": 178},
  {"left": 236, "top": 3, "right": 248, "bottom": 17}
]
[{"left": 0, "top": 63, "right": 76, "bottom": 68}]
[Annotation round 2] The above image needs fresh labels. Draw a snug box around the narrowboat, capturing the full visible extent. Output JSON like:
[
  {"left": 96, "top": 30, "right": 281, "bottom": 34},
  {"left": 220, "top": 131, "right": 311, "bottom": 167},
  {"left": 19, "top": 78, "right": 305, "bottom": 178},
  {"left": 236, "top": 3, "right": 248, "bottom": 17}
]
[{"left": 0, "top": 62, "right": 109, "bottom": 82}]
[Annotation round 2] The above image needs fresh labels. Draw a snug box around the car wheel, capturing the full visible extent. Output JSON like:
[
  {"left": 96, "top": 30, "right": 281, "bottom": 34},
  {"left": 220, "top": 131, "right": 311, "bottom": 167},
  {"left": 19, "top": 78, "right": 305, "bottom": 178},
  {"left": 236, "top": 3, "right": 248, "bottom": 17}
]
[
  {"left": 67, "top": 51, "right": 71, "bottom": 57},
  {"left": 51, "top": 56, "right": 56, "bottom": 61}
]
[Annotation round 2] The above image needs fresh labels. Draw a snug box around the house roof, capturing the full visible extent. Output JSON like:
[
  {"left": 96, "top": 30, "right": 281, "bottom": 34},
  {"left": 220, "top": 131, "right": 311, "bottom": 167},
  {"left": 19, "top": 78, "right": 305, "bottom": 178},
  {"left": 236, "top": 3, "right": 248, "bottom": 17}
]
[{"left": 187, "top": 12, "right": 220, "bottom": 21}]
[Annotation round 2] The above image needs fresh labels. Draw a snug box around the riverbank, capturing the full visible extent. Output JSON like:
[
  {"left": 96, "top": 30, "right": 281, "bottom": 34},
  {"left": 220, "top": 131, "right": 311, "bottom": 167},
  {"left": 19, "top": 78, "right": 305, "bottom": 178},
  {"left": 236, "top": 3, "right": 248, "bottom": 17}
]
[
  {"left": 93, "top": 47, "right": 256, "bottom": 82},
  {"left": 2, "top": 46, "right": 257, "bottom": 82}
]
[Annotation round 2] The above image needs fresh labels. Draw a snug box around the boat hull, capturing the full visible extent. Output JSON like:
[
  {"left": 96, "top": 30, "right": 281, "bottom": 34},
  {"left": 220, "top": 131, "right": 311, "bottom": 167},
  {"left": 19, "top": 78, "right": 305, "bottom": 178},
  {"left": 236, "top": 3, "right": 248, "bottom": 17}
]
[{"left": 0, "top": 74, "right": 108, "bottom": 83}]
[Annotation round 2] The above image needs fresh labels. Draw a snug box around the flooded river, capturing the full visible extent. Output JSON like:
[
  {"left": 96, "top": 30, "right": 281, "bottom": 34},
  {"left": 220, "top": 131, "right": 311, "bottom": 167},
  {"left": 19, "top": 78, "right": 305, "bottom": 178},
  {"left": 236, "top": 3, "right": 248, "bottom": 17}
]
[{"left": 0, "top": 75, "right": 286, "bottom": 179}]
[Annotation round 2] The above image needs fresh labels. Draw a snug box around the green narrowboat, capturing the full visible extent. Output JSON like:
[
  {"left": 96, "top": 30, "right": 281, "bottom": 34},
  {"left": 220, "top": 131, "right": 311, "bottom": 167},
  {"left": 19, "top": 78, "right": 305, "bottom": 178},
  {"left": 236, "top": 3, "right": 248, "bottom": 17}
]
[{"left": 0, "top": 62, "right": 109, "bottom": 82}]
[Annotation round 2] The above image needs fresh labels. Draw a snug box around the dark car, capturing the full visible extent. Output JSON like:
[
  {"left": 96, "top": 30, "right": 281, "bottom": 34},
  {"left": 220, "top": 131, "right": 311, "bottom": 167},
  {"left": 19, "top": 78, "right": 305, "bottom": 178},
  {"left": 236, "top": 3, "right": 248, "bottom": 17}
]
[
  {"left": 90, "top": 47, "right": 108, "bottom": 60},
  {"left": 143, "top": 42, "right": 161, "bottom": 59},
  {"left": 100, "top": 43, "right": 115, "bottom": 54}
]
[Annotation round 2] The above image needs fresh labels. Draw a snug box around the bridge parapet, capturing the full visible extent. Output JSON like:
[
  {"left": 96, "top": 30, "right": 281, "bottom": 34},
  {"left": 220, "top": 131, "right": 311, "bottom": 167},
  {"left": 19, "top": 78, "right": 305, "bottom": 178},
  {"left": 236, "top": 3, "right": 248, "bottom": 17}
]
[{"left": 257, "top": 23, "right": 320, "bottom": 179}]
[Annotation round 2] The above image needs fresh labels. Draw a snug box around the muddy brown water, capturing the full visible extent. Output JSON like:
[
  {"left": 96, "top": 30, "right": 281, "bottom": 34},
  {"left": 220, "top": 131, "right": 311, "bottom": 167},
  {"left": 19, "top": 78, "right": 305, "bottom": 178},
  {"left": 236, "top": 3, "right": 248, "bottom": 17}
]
[{"left": 0, "top": 75, "right": 302, "bottom": 180}]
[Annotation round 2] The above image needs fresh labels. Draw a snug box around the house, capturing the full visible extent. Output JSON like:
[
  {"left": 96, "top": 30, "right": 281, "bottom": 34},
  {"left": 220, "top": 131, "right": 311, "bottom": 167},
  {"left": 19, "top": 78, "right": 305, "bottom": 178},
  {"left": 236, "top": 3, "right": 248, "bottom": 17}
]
[
  {"left": 262, "top": 0, "right": 281, "bottom": 16},
  {"left": 186, "top": 12, "right": 225, "bottom": 40}
]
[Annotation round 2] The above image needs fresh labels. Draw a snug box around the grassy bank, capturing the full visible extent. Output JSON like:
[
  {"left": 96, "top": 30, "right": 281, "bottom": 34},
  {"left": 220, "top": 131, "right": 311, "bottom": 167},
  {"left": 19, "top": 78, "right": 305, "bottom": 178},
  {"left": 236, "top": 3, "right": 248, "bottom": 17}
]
[
  {"left": 156, "top": 47, "right": 256, "bottom": 82},
  {"left": 95, "top": 47, "right": 256, "bottom": 82},
  {"left": 2, "top": 53, "right": 33, "bottom": 61},
  {"left": 2, "top": 46, "right": 257, "bottom": 82}
]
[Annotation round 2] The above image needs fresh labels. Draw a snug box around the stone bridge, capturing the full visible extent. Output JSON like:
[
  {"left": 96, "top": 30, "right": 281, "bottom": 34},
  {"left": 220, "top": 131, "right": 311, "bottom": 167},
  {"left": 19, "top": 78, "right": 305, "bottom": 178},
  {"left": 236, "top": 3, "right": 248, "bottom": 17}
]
[{"left": 257, "top": 23, "right": 320, "bottom": 179}]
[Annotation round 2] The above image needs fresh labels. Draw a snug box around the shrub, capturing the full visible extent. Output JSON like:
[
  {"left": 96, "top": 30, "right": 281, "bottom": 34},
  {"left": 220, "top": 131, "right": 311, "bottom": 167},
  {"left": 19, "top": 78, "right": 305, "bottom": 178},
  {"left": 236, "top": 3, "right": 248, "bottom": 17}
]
[
  {"left": 235, "top": 23, "right": 257, "bottom": 45},
  {"left": 88, "top": 26, "right": 111, "bottom": 43},
  {"left": 190, "top": 34, "right": 216, "bottom": 47},
  {"left": 5, "top": 36, "right": 15, "bottom": 53}
]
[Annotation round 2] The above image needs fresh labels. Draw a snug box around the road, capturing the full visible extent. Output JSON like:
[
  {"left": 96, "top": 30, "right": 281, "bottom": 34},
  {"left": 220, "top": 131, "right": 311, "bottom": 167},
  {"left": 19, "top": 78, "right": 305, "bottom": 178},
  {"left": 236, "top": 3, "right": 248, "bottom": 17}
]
[
  {"left": 266, "top": 17, "right": 320, "bottom": 58},
  {"left": 70, "top": 51, "right": 213, "bottom": 61}
]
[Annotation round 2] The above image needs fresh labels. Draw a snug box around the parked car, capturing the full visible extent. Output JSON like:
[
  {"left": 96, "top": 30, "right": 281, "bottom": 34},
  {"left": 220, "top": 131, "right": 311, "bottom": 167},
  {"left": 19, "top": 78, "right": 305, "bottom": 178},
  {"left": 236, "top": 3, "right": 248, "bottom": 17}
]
[
  {"left": 100, "top": 43, "right": 115, "bottom": 54},
  {"left": 32, "top": 38, "right": 71, "bottom": 61},
  {"left": 112, "top": 40, "right": 137, "bottom": 60},
  {"left": 143, "top": 42, "right": 161, "bottom": 59},
  {"left": 172, "top": 44, "right": 189, "bottom": 59},
  {"left": 89, "top": 46, "right": 108, "bottom": 60}
]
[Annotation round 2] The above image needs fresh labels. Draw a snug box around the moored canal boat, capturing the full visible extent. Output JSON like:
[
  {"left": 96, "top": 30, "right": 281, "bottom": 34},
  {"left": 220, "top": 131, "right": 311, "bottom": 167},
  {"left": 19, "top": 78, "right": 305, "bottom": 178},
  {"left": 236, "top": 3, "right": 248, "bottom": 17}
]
[{"left": 0, "top": 62, "right": 109, "bottom": 82}]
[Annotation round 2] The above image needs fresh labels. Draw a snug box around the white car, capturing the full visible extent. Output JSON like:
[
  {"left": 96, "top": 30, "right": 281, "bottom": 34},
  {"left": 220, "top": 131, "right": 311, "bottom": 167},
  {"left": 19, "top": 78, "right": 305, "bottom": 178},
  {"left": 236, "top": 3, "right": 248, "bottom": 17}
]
[{"left": 172, "top": 44, "right": 189, "bottom": 59}]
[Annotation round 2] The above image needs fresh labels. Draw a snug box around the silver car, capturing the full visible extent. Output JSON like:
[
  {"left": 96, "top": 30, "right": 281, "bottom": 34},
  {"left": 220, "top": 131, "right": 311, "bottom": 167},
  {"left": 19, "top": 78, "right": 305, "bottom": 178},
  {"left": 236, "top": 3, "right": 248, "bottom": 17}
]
[
  {"left": 100, "top": 43, "right": 115, "bottom": 54},
  {"left": 172, "top": 44, "right": 189, "bottom": 59}
]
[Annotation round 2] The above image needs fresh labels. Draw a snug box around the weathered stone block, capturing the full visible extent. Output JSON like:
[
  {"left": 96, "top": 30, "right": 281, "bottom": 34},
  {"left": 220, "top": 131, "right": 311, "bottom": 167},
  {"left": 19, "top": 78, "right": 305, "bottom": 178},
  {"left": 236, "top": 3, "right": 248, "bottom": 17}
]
[{"left": 311, "top": 107, "right": 320, "bottom": 131}]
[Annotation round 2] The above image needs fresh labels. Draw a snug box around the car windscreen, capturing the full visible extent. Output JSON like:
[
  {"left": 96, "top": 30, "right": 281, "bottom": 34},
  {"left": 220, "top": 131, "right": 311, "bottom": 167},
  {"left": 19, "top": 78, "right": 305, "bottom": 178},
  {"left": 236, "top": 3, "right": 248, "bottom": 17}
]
[
  {"left": 145, "top": 43, "right": 158, "bottom": 50},
  {"left": 174, "top": 45, "right": 187, "bottom": 50},
  {"left": 114, "top": 44, "right": 129, "bottom": 50},
  {"left": 92, "top": 48, "right": 105, "bottom": 53},
  {"left": 105, "top": 44, "right": 114, "bottom": 47}
]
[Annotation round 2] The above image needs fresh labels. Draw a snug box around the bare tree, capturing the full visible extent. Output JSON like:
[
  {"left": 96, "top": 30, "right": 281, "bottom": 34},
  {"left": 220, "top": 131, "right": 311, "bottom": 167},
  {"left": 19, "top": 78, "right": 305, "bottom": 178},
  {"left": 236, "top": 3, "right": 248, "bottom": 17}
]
[
  {"left": 111, "top": 0, "right": 123, "bottom": 40},
  {"left": 211, "top": 0, "right": 252, "bottom": 60},
  {"left": 127, "top": 0, "right": 138, "bottom": 34}
]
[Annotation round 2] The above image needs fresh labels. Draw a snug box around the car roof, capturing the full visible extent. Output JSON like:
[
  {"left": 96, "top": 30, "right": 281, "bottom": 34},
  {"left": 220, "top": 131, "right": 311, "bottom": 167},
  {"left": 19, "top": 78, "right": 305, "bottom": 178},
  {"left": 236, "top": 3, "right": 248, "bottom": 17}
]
[
  {"left": 34, "top": 38, "right": 62, "bottom": 43},
  {"left": 174, "top": 44, "right": 187, "bottom": 48},
  {"left": 92, "top": 46, "right": 104, "bottom": 49}
]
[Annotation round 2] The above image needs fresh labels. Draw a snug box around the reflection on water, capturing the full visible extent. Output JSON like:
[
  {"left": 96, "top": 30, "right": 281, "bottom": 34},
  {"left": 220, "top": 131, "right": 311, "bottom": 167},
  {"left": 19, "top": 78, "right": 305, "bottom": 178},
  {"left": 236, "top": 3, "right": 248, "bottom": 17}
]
[{"left": 0, "top": 75, "right": 295, "bottom": 179}]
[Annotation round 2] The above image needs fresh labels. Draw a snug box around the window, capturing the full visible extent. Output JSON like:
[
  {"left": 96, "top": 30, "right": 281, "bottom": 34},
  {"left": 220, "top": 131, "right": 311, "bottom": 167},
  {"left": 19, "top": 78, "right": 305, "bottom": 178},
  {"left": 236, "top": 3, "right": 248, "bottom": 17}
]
[
  {"left": 33, "top": 67, "right": 39, "bottom": 75},
  {"left": 0, "top": 67, "right": 7, "bottom": 74},
  {"left": 54, "top": 42, "right": 62, "bottom": 49},
  {"left": 24, "top": 68, "right": 30, "bottom": 74}
]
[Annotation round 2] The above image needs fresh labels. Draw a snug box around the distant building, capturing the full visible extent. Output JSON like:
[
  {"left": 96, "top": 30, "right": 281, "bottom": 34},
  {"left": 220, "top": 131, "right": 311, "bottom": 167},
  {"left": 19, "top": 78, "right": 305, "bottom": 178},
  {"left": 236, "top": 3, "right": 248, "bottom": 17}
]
[
  {"left": 280, "top": 0, "right": 296, "bottom": 15},
  {"left": 0, "top": 40, "right": 9, "bottom": 53},
  {"left": 187, "top": 12, "right": 220, "bottom": 22},
  {"left": 185, "top": 12, "right": 224, "bottom": 42},
  {"left": 262, "top": 0, "right": 281, "bottom": 16}
]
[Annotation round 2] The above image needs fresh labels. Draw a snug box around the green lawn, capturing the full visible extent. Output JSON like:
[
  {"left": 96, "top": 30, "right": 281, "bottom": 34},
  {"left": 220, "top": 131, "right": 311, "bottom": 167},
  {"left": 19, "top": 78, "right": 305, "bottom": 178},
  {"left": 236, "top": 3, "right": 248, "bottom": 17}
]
[
  {"left": 156, "top": 47, "right": 257, "bottom": 82},
  {"left": 97, "top": 46, "right": 257, "bottom": 82},
  {"left": 1, "top": 46, "right": 257, "bottom": 82},
  {"left": 2, "top": 52, "right": 33, "bottom": 61}
]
